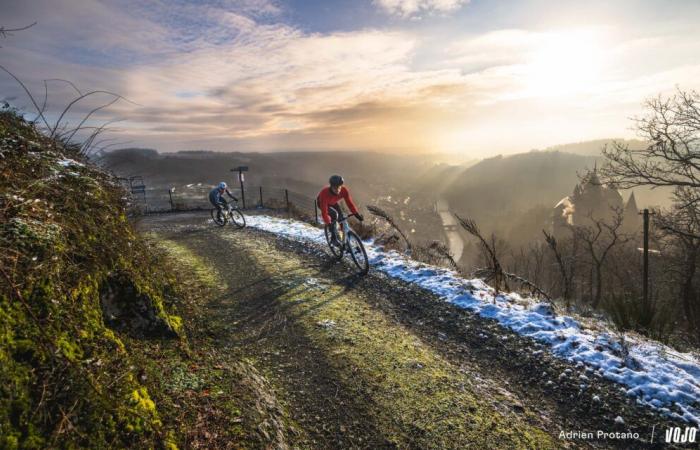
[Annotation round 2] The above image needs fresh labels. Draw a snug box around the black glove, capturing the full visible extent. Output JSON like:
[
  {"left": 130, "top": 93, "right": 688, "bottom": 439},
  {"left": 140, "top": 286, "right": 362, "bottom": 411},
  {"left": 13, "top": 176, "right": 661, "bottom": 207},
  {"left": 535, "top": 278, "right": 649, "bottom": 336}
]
[{"left": 355, "top": 213, "right": 364, "bottom": 222}]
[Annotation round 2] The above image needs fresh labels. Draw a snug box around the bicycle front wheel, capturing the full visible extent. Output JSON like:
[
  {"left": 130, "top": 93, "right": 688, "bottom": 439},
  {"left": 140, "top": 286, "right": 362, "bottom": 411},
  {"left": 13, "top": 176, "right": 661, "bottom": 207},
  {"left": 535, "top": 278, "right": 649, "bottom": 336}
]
[
  {"left": 347, "top": 231, "right": 369, "bottom": 275},
  {"left": 211, "top": 208, "right": 226, "bottom": 226},
  {"left": 229, "top": 208, "right": 246, "bottom": 228}
]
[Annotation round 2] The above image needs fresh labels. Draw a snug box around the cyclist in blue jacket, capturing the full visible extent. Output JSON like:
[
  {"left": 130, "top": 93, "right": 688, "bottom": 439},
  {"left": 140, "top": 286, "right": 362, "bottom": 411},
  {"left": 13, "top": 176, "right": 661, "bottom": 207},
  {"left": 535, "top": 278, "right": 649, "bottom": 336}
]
[{"left": 209, "top": 182, "right": 238, "bottom": 220}]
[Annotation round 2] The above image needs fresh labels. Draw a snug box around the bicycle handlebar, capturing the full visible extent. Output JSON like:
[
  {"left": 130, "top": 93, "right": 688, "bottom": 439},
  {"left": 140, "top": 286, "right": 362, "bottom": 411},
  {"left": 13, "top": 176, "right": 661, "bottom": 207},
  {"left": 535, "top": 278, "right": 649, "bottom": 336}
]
[
  {"left": 338, "top": 213, "right": 358, "bottom": 222},
  {"left": 324, "top": 212, "right": 358, "bottom": 227}
]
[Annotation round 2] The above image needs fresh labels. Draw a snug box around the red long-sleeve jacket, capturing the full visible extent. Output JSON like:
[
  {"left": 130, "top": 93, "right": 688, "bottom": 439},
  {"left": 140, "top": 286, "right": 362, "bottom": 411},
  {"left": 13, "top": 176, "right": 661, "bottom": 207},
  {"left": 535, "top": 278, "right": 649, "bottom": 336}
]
[{"left": 317, "top": 186, "right": 358, "bottom": 225}]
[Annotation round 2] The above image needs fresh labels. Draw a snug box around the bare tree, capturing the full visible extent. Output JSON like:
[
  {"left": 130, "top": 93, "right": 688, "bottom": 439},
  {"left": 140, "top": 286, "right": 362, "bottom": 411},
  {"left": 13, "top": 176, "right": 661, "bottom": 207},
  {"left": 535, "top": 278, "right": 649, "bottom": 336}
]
[
  {"left": 600, "top": 89, "right": 700, "bottom": 237},
  {"left": 0, "top": 22, "right": 37, "bottom": 46},
  {"left": 367, "top": 205, "right": 412, "bottom": 251},
  {"left": 655, "top": 198, "right": 700, "bottom": 339},
  {"left": 457, "top": 214, "right": 554, "bottom": 303},
  {"left": 414, "top": 240, "right": 461, "bottom": 272},
  {"left": 543, "top": 230, "right": 576, "bottom": 307},
  {"left": 572, "top": 208, "right": 631, "bottom": 308},
  {"left": 506, "top": 242, "right": 552, "bottom": 297},
  {"left": 595, "top": 88, "right": 700, "bottom": 343},
  {"left": 456, "top": 214, "right": 508, "bottom": 293}
]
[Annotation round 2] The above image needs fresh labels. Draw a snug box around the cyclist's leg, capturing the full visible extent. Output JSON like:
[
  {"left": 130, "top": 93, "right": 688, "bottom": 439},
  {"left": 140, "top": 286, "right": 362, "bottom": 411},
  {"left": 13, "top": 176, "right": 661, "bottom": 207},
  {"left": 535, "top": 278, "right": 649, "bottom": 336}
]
[
  {"left": 210, "top": 198, "right": 221, "bottom": 218},
  {"left": 328, "top": 205, "right": 341, "bottom": 244},
  {"left": 216, "top": 201, "right": 225, "bottom": 219}
]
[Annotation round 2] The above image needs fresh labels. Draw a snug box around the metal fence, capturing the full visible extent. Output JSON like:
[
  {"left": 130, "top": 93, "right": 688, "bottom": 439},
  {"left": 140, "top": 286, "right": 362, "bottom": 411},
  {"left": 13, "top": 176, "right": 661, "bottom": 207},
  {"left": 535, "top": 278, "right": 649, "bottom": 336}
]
[{"left": 129, "top": 183, "right": 322, "bottom": 224}]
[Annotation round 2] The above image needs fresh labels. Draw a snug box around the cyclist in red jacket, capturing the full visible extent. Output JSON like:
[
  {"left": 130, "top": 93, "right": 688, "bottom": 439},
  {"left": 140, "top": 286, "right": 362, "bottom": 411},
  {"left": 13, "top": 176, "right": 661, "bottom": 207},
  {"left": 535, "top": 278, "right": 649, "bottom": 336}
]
[{"left": 317, "top": 175, "right": 363, "bottom": 245}]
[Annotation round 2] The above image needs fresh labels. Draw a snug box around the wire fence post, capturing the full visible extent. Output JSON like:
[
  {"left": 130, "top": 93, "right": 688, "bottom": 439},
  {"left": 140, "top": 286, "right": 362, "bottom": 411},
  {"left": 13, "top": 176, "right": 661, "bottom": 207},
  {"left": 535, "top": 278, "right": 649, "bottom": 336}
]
[
  {"left": 168, "top": 188, "right": 174, "bottom": 211},
  {"left": 285, "top": 189, "right": 290, "bottom": 217},
  {"left": 314, "top": 199, "right": 319, "bottom": 224},
  {"left": 642, "top": 208, "right": 650, "bottom": 310},
  {"left": 259, "top": 186, "right": 263, "bottom": 208}
]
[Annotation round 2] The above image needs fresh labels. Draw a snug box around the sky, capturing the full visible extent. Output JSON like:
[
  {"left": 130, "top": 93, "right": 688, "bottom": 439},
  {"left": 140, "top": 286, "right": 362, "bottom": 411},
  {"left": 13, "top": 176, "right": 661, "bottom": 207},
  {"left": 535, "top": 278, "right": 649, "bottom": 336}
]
[{"left": 1, "top": 0, "right": 700, "bottom": 157}]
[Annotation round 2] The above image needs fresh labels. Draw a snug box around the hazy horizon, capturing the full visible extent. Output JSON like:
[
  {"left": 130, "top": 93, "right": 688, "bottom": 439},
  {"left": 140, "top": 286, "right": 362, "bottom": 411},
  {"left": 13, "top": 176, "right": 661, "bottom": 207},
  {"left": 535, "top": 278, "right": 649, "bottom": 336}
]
[
  {"left": 2, "top": 0, "right": 700, "bottom": 157},
  {"left": 112, "top": 136, "right": 641, "bottom": 161}
]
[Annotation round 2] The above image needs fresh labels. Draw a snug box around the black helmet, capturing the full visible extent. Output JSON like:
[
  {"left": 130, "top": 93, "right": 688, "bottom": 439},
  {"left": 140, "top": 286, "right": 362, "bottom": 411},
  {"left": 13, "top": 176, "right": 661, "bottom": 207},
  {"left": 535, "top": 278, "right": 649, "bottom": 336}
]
[{"left": 329, "top": 175, "right": 344, "bottom": 187}]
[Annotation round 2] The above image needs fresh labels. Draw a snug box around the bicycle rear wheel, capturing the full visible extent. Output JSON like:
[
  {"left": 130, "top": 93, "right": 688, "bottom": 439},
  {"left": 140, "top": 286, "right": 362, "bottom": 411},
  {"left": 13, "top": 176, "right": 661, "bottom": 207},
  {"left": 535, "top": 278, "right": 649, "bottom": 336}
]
[
  {"left": 211, "top": 208, "right": 226, "bottom": 226},
  {"left": 325, "top": 225, "right": 343, "bottom": 259},
  {"left": 347, "top": 231, "right": 369, "bottom": 275},
  {"left": 229, "top": 208, "right": 246, "bottom": 228}
]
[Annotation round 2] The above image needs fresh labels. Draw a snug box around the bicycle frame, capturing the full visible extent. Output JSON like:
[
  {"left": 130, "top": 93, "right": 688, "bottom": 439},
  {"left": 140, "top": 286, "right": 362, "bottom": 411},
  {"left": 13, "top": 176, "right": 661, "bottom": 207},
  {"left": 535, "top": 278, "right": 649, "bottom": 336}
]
[{"left": 333, "top": 213, "right": 356, "bottom": 245}]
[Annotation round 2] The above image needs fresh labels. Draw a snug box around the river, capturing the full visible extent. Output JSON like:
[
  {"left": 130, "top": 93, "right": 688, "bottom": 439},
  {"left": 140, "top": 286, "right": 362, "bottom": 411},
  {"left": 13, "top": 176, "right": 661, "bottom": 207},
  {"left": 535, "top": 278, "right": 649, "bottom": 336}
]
[{"left": 435, "top": 198, "right": 464, "bottom": 262}]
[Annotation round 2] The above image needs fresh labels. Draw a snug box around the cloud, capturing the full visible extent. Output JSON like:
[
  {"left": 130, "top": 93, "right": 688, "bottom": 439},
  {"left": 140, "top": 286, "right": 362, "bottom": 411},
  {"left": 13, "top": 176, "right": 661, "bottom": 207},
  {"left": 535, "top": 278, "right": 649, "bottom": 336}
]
[
  {"left": 373, "top": 0, "right": 470, "bottom": 18},
  {"left": 3, "top": 2, "right": 464, "bottom": 149},
  {"left": 3, "top": 1, "right": 700, "bottom": 156}
]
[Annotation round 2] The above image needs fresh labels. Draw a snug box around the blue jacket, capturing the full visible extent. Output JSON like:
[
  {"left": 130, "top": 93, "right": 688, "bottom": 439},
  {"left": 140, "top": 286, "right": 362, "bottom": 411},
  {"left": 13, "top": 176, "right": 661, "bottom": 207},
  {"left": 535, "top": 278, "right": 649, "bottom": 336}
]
[{"left": 209, "top": 188, "right": 235, "bottom": 205}]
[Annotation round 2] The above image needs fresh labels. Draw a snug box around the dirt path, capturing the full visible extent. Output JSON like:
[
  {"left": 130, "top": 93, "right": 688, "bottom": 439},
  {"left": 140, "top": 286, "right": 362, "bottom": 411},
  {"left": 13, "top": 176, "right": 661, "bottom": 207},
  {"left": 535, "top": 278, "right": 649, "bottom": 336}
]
[{"left": 138, "top": 212, "right": 684, "bottom": 449}]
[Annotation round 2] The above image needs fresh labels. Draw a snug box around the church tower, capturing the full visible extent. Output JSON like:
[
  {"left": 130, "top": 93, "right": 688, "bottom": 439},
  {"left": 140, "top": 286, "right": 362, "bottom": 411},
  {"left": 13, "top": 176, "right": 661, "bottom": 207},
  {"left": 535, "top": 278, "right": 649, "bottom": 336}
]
[{"left": 622, "top": 191, "right": 642, "bottom": 235}]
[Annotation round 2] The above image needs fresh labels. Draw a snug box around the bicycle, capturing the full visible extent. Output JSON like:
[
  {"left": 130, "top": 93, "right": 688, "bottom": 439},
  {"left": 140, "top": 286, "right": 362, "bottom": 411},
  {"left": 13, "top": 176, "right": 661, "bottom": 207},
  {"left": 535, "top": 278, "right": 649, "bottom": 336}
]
[
  {"left": 211, "top": 202, "right": 246, "bottom": 228},
  {"left": 324, "top": 212, "right": 369, "bottom": 275}
]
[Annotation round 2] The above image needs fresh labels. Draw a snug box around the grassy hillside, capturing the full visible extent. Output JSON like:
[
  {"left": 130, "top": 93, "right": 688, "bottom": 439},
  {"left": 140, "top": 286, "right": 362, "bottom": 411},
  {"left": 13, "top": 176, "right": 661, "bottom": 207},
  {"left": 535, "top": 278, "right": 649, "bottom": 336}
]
[{"left": 0, "top": 109, "right": 185, "bottom": 448}]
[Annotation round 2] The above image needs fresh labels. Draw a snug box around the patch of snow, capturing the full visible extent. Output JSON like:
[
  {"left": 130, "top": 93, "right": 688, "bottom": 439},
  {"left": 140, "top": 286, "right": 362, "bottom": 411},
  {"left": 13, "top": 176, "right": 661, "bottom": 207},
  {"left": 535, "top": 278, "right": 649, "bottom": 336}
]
[
  {"left": 57, "top": 158, "right": 84, "bottom": 168},
  {"left": 244, "top": 215, "right": 700, "bottom": 425},
  {"left": 317, "top": 319, "right": 336, "bottom": 329},
  {"left": 304, "top": 277, "right": 323, "bottom": 288}
]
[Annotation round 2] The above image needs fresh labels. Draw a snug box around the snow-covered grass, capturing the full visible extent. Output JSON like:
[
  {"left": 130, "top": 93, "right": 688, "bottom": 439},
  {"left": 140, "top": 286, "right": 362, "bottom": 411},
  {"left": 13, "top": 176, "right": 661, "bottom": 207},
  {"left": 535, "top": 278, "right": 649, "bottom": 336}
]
[{"left": 244, "top": 214, "right": 700, "bottom": 425}]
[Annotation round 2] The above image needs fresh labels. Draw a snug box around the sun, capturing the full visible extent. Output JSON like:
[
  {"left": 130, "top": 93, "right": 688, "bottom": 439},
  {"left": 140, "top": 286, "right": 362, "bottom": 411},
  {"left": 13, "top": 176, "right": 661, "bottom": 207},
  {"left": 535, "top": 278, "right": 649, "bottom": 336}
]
[{"left": 521, "top": 29, "right": 609, "bottom": 98}]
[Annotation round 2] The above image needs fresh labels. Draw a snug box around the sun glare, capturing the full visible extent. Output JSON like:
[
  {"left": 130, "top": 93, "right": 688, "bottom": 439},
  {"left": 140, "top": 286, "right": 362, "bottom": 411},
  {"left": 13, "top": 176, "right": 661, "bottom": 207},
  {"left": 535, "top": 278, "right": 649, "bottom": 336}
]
[{"left": 521, "top": 29, "right": 608, "bottom": 98}]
